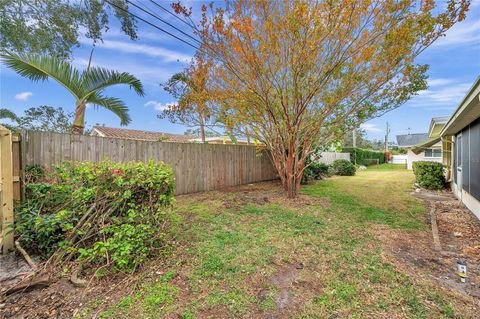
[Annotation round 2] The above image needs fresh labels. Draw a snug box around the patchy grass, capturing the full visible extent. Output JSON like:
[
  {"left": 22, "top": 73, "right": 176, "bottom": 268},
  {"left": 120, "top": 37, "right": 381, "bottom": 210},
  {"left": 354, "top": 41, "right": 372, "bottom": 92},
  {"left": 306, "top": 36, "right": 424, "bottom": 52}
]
[
  {"left": 367, "top": 163, "right": 407, "bottom": 171},
  {"left": 303, "top": 168, "right": 425, "bottom": 230},
  {"left": 85, "top": 168, "right": 478, "bottom": 318}
]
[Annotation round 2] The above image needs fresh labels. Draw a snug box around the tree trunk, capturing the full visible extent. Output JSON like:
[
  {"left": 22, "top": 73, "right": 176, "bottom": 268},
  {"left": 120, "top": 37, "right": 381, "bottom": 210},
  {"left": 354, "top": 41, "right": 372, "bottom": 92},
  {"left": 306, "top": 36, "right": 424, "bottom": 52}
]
[
  {"left": 72, "top": 103, "right": 86, "bottom": 134},
  {"left": 272, "top": 148, "right": 304, "bottom": 199},
  {"left": 271, "top": 146, "right": 305, "bottom": 198},
  {"left": 285, "top": 173, "right": 298, "bottom": 198},
  {"left": 198, "top": 112, "right": 206, "bottom": 142}
]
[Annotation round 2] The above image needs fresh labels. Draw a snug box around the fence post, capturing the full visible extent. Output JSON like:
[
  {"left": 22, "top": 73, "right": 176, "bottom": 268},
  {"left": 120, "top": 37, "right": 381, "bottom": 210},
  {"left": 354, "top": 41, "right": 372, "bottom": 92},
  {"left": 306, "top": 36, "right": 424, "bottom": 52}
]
[
  {"left": 12, "top": 133, "right": 22, "bottom": 201},
  {"left": 0, "top": 125, "right": 14, "bottom": 253}
]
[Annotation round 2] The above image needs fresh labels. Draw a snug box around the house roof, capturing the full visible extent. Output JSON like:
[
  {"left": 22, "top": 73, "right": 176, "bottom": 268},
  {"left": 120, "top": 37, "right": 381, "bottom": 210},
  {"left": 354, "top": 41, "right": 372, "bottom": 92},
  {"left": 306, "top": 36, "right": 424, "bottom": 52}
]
[
  {"left": 190, "top": 136, "right": 250, "bottom": 144},
  {"left": 396, "top": 133, "right": 429, "bottom": 148},
  {"left": 411, "top": 137, "right": 441, "bottom": 155},
  {"left": 91, "top": 126, "right": 196, "bottom": 143},
  {"left": 440, "top": 76, "right": 480, "bottom": 136},
  {"left": 428, "top": 116, "right": 449, "bottom": 138}
]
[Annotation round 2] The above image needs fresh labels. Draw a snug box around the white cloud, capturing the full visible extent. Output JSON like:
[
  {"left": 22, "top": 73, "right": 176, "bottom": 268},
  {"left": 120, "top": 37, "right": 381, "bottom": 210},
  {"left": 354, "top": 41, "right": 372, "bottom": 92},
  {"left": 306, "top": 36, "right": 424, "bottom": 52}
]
[
  {"left": 144, "top": 100, "right": 176, "bottom": 111},
  {"left": 408, "top": 79, "right": 472, "bottom": 110},
  {"left": 416, "top": 82, "right": 471, "bottom": 103},
  {"left": 14, "top": 91, "right": 33, "bottom": 101},
  {"left": 432, "top": 19, "right": 480, "bottom": 48},
  {"left": 360, "top": 123, "right": 382, "bottom": 132},
  {"left": 80, "top": 38, "right": 192, "bottom": 63},
  {"left": 426, "top": 78, "right": 455, "bottom": 87},
  {"left": 75, "top": 58, "right": 173, "bottom": 86}
]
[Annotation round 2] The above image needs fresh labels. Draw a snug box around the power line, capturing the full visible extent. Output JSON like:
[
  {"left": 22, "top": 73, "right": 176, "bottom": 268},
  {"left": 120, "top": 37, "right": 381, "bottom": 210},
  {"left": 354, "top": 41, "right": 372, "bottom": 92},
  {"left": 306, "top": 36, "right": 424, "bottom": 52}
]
[
  {"left": 126, "top": 0, "right": 202, "bottom": 45},
  {"left": 104, "top": 0, "right": 203, "bottom": 53},
  {"left": 105, "top": 0, "right": 247, "bottom": 86},
  {"left": 148, "top": 0, "right": 194, "bottom": 29}
]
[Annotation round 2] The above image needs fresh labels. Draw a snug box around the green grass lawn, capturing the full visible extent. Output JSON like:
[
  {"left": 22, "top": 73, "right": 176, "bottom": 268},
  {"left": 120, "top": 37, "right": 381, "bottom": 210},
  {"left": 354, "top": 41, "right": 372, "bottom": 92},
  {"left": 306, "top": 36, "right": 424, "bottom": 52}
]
[
  {"left": 365, "top": 163, "right": 408, "bottom": 171},
  {"left": 82, "top": 164, "right": 476, "bottom": 319}
]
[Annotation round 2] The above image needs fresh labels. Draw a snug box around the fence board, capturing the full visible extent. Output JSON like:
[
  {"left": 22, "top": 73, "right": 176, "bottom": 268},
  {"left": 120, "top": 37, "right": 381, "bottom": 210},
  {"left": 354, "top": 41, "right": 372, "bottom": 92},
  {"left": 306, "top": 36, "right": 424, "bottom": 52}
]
[
  {"left": 317, "top": 152, "right": 350, "bottom": 165},
  {"left": 1, "top": 126, "right": 14, "bottom": 253},
  {"left": 21, "top": 131, "right": 278, "bottom": 195}
]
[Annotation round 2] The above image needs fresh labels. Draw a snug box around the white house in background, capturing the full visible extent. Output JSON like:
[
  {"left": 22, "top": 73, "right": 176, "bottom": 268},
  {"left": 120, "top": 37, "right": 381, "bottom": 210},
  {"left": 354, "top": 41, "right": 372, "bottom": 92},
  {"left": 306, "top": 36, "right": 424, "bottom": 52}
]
[{"left": 396, "top": 116, "right": 449, "bottom": 170}]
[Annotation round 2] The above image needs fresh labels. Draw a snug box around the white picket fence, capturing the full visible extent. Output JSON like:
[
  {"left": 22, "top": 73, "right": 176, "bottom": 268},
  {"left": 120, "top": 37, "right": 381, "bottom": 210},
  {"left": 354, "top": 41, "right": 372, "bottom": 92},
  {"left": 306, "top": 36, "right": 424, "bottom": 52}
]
[{"left": 317, "top": 152, "right": 350, "bottom": 165}]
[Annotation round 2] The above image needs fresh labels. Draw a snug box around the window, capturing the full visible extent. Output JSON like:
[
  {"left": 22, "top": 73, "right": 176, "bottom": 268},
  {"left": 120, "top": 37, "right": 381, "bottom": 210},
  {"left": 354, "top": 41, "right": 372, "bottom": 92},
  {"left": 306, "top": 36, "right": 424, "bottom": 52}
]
[{"left": 425, "top": 148, "right": 442, "bottom": 158}]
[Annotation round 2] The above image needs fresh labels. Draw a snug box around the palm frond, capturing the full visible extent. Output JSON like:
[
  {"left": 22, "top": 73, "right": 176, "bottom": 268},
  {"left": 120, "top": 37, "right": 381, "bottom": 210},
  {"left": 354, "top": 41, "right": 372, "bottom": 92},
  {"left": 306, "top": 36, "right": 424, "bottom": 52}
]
[
  {"left": 170, "top": 72, "right": 189, "bottom": 83},
  {"left": 1, "top": 52, "right": 83, "bottom": 98},
  {"left": 0, "top": 108, "right": 19, "bottom": 122},
  {"left": 86, "top": 93, "right": 131, "bottom": 126},
  {"left": 83, "top": 67, "right": 145, "bottom": 98}
]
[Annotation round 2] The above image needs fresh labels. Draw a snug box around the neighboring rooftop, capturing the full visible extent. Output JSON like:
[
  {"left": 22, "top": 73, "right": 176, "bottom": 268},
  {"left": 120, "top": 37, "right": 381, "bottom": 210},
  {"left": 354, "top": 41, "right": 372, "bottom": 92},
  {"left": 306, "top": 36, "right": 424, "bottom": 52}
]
[
  {"left": 91, "top": 126, "right": 196, "bottom": 143},
  {"left": 428, "top": 116, "right": 450, "bottom": 138},
  {"left": 396, "top": 133, "right": 429, "bottom": 148}
]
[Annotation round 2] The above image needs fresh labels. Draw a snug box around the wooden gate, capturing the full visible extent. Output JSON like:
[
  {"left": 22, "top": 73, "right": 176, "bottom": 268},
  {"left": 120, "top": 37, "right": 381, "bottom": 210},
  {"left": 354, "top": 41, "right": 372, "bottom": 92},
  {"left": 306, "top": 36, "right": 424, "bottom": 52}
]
[{"left": 0, "top": 125, "right": 14, "bottom": 253}]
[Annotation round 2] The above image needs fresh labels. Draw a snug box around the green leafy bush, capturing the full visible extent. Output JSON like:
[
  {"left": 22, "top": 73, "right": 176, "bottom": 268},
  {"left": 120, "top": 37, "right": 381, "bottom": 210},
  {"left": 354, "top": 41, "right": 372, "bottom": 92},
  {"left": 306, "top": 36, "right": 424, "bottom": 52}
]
[
  {"left": 332, "top": 159, "right": 356, "bottom": 176},
  {"left": 342, "top": 147, "right": 385, "bottom": 166},
  {"left": 15, "top": 159, "right": 175, "bottom": 271},
  {"left": 412, "top": 161, "right": 445, "bottom": 190},
  {"left": 301, "top": 162, "right": 332, "bottom": 184}
]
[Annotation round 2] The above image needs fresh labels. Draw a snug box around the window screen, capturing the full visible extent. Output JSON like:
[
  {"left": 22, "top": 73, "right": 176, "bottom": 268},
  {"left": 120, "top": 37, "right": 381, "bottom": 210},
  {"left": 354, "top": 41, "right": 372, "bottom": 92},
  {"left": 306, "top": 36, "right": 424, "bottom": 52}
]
[
  {"left": 470, "top": 118, "right": 480, "bottom": 201},
  {"left": 425, "top": 148, "right": 442, "bottom": 158},
  {"left": 462, "top": 127, "right": 470, "bottom": 193}
]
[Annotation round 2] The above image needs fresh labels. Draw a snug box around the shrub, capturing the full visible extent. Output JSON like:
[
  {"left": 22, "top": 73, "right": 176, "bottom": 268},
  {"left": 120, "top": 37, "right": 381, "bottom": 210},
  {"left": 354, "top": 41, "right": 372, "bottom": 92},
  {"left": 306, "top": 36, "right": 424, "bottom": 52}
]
[
  {"left": 311, "top": 162, "right": 331, "bottom": 177},
  {"left": 15, "top": 159, "right": 175, "bottom": 271},
  {"left": 301, "top": 162, "right": 332, "bottom": 184},
  {"left": 342, "top": 147, "right": 385, "bottom": 165},
  {"left": 412, "top": 161, "right": 445, "bottom": 190},
  {"left": 332, "top": 159, "right": 356, "bottom": 176}
]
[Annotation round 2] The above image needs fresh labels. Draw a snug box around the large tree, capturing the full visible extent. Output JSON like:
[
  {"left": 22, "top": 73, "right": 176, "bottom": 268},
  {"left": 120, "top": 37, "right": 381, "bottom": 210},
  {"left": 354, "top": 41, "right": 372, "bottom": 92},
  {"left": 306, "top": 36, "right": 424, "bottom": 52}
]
[
  {"left": 16, "top": 105, "right": 73, "bottom": 133},
  {"left": 1, "top": 52, "right": 144, "bottom": 134},
  {"left": 0, "top": 0, "right": 137, "bottom": 59},
  {"left": 342, "top": 128, "right": 384, "bottom": 150},
  {"left": 175, "top": 0, "right": 469, "bottom": 198},
  {"left": 159, "top": 55, "right": 215, "bottom": 142}
]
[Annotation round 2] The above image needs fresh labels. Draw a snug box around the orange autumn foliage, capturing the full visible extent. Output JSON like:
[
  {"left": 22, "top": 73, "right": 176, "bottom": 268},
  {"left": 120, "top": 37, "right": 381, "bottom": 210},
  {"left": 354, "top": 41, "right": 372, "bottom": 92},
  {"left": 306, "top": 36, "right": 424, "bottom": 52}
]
[{"left": 174, "top": 0, "right": 470, "bottom": 198}]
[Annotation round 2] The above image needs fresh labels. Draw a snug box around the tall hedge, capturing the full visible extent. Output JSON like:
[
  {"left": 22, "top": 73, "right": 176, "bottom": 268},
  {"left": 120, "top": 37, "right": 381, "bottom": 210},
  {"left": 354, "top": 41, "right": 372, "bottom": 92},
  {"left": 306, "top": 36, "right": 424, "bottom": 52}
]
[
  {"left": 342, "top": 147, "right": 385, "bottom": 165},
  {"left": 412, "top": 161, "right": 445, "bottom": 190}
]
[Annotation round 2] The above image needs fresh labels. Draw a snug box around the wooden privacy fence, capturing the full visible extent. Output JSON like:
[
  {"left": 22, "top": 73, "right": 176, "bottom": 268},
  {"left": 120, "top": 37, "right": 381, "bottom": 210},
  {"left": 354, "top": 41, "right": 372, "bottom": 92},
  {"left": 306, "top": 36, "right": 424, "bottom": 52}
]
[
  {"left": 1, "top": 125, "right": 22, "bottom": 253},
  {"left": 21, "top": 130, "right": 278, "bottom": 195},
  {"left": 317, "top": 151, "right": 350, "bottom": 165}
]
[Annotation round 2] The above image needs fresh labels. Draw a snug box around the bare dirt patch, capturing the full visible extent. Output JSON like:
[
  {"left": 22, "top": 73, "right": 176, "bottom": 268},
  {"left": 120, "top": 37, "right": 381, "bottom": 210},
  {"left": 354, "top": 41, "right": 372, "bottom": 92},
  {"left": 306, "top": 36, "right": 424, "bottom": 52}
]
[
  {"left": 254, "top": 261, "right": 320, "bottom": 319},
  {"left": 218, "top": 181, "right": 329, "bottom": 210},
  {"left": 372, "top": 190, "right": 480, "bottom": 309},
  {"left": 0, "top": 253, "right": 33, "bottom": 288},
  {"left": 0, "top": 262, "right": 140, "bottom": 318}
]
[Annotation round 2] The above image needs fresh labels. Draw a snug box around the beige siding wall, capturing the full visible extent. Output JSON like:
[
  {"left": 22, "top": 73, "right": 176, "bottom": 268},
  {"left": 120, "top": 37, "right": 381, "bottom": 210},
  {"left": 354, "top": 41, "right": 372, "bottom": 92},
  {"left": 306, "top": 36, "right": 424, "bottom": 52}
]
[{"left": 406, "top": 148, "right": 442, "bottom": 170}]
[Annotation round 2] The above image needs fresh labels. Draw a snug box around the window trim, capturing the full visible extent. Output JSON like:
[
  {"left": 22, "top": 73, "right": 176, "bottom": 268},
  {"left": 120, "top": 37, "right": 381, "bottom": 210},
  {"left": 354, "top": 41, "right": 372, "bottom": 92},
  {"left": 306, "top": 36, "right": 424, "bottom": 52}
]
[{"left": 424, "top": 148, "right": 442, "bottom": 158}]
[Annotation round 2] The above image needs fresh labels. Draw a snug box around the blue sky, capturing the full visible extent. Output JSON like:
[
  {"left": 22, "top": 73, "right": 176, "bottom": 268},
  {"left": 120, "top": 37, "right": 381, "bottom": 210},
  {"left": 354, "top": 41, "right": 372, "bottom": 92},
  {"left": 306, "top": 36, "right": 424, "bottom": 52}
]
[{"left": 1, "top": 0, "right": 479, "bottom": 143}]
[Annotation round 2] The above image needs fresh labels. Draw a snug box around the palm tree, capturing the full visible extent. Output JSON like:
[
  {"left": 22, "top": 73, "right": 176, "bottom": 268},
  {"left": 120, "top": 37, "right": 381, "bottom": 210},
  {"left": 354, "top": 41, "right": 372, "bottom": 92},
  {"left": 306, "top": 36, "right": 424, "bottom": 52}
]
[
  {"left": 0, "top": 108, "right": 19, "bottom": 130},
  {"left": 1, "top": 52, "right": 144, "bottom": 134},
  {"left": 0, "top": 108, "right": 18, "bottom": 122}
]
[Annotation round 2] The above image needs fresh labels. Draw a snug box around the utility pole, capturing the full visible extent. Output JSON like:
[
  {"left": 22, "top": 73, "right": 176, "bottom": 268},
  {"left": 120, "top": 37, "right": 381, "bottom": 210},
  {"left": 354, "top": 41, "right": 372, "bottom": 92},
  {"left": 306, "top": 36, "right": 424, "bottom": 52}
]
[
  {"left": 352, "top": 129, "right": 357, "bottom": 148},
  {"left": 384, "top": 122, "right": 390, "bottom": 151}
]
